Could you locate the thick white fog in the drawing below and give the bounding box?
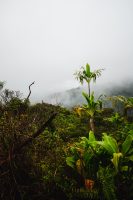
[0,0,133,101]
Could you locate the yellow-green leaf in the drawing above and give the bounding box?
[111,153,123,172]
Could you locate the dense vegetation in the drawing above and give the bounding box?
[0,65,133,200]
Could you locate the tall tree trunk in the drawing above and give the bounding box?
[89,117,95,133]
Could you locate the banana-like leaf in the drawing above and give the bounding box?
[99,133,119,154]
[89,131,96,142]
[70,146,77,154]
[80,137,89,146]
[66,156,75,169]
[111,153,123,172]
[80,135,97,149]
[90,92,94,103]
[82,92,97,112]
[82,91,90,105]
[122,134,133,155]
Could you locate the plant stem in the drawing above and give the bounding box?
[90,117,95,133]
[88,82,90,97]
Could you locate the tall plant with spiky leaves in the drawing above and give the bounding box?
[77,91,102,132]
[74,63,103,97]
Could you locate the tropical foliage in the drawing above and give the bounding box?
[0,65,133,200]
[74,63,103,96]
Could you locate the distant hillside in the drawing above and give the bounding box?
[105,82,133,97]
[44,82,133,108]
[45,87,84,108]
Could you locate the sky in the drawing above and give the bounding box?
[0,0,133,101]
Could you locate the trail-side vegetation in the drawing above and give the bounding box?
[0,65,133,200]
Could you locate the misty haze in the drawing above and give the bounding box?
[0,0,133,102]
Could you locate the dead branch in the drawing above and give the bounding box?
[14,112,57,153]
[0,112,57,167]
[26,81,35,101]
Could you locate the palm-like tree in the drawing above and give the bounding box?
[74,63,103,97]
[78,91,102,132]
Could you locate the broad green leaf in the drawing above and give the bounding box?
[66,157,75,168]
[89,131,96,142]
[70,146,77,154]
[100,133,119,154]
[122,134,133,155]
[90,92,94,103]
[111,153,123,172]
[82,91,90,104]
[83,151,92,166]
[80,137,89,146]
